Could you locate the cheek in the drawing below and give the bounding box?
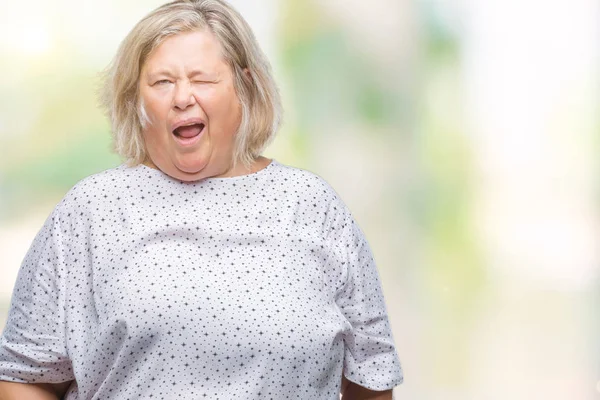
[141,92,170,126]
[196,85,241,122]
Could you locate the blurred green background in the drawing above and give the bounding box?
[1,0,598,398]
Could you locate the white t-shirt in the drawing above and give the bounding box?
[0,159,403,399]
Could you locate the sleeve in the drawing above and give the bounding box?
[0,203,75,384]
[326,197,403,391]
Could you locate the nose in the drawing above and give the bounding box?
[172,80,196,110]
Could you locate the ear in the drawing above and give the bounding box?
[243,68,251,80]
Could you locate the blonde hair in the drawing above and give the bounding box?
[99,0,282,169]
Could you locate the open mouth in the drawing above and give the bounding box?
[172,122,205,146]
[173,123,205,138]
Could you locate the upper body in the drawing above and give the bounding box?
[0,158,402,399]
[0,1,403,398]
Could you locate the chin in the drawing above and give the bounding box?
[172,153,210,175]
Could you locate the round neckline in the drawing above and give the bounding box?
[133,158,278,184]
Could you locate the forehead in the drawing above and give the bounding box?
[143,29,227,73]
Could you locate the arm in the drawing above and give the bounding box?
[0,204,77,396]
[341,376,393,400]
[326,198,403,396]
[0,381,71,400]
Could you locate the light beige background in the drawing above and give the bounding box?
[1,0,599,398]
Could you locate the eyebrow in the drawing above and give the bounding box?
[146,69,215,80]
[145,68,173,80]
[189,69,211,77]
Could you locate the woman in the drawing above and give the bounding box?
[0,1,403,399]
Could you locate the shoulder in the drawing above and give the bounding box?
[53,163,130,216]
[64,163,131,196]
[271,160,354,236]
[271,160,342,204]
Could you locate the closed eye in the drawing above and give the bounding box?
[154,79,172,85]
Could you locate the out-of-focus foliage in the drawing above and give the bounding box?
[1,0,598,399]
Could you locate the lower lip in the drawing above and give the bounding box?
[172,128,204,147]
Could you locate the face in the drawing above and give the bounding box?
[139,29,243,181]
